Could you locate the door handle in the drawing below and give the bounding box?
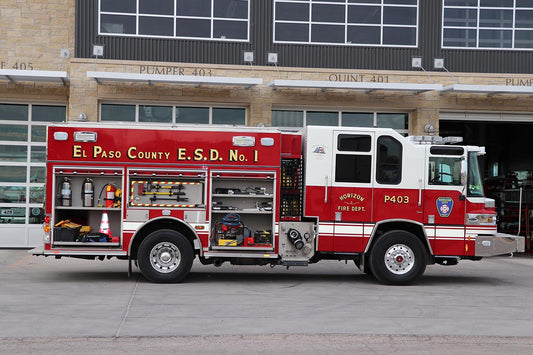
[418,178,422,207]
[324,176,328,204]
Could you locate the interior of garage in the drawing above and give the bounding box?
[440,120,533,250]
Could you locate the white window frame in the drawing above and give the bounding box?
[442,0,533,50]
[99,103,248,126]
[273,0,419,47]
[98,0,250,42]
[271,109,409,135]
[0,103,66,225]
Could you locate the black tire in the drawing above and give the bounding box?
[137,229,194,283]
[369,230,427,285]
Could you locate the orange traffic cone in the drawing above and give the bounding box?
[99,211,111,238]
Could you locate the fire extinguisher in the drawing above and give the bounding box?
[81,178,94,207]
[59,177,72,206]
[104,184,116,208]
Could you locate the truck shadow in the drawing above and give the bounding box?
[418,274,513,286]
[35,269,509,286]
[186,271,506,286]
[186,270,374,284]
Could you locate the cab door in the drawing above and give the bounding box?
[424,147,467,256]
[330,131,374,252]
[372,135,424,223]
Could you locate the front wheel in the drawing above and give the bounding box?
[369,231,427,285]
[137,229,194,283]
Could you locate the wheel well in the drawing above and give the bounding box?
[367,221,432,257]
[129,219,198,260]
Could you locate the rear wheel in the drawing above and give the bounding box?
[138,229,194,283]
[369,230,427,285]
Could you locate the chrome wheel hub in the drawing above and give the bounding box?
[149,242,181,273]
[384,244,415,275]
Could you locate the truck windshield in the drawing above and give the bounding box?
[467,152,484,197]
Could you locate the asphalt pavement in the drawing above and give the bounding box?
[1,248,533,353]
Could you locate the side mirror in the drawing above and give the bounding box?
[460,158,467,186]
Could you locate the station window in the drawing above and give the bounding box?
[101,104,136,122]
[100,104,246,125]
[99,0,250,41]
[341,113,374,127]
[0,103,65,225]
[307,111,339,126]
[274,0,418,47]
[443,0,533,49]
[271,110,304,127]
[176,107,209,124]
[271,110,408,135]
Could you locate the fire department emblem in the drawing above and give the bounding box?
[312,145,326,154]
[436,197,454,218]
[311,145,327,160]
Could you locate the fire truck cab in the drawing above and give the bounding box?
[33,123,525,285]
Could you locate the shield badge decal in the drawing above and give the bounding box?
[436,197,454,218]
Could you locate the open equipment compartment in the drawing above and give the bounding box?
[52,167,124,247]
[128,169,206,208]
[210,170,276,251]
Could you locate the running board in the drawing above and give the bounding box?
[282,260,308,267]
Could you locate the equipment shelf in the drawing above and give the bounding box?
[52,167,124,247]
[209,170,276,251]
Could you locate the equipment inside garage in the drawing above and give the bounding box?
[441,120,533,250]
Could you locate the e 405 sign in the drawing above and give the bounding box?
[1,62,34,70]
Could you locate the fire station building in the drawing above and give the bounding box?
[2,0,533,247]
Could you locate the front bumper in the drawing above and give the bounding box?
[475,233,525,257]
[29,246,45,255]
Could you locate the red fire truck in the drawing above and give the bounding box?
[32,123,524,285]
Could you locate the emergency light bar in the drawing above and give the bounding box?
[442,136,463,144]
[408,136,463,145]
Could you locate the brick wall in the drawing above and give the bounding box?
[1,0,533,134]
[0,0,74,105]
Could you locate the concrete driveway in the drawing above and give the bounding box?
[1,249,533,353]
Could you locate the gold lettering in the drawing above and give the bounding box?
[177,148,187,160]
[339,193,364,202]
[229,149,238,162]
[93,146,102,158]
[73,145,82,158]
[127,147,137,159]
[193,149,203,161]
[384,195,409,204]
[209,149,219,161]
